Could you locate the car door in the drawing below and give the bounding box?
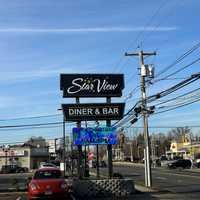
[177,160,183,168]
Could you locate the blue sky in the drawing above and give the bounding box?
[0,0,200,143]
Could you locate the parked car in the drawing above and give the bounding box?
[39,162,59,169]
[1,164,28,174]
[168,159,192,169]
[124,157,131,162]
[28,167,70,200]
[92,160,107,168]
[99,160,107,168]
[194,158,200,168]
[50,160,60,168]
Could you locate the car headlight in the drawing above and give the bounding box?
[60,182,68,190]
[30,183,38,191]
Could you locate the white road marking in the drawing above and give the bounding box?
[70,194,76,200]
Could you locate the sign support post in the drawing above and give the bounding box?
[63,115,66,177]
[107,97,113,178]
[96,144,100,178]
[76,97,83,179]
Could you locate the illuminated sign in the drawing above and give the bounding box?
[60,74,124,97]
[72,127,118,145]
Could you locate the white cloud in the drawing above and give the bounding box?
[0,66,96,83]
[0,68,65,82]
[0,26,179,33]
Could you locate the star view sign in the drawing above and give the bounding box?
[62,103,125,121]
[60,74,124,97]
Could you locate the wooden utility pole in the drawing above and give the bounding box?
[125,50,156,187]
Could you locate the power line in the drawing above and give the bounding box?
[0,114,62,122]
[0,137,64,145]
[118,125,200,129]
[153,87,200,106]
[115,72,200,128]
[141,0,181,50]
[147,72,200,103]
[0,125,62,131]
[115,0,168,73]
[154,96,200,115]
[157,56,200,81]
[154,42,200,80]
[0,121,63,129]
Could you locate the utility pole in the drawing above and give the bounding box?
[125,50,156,187]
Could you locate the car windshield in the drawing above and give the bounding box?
[43,164,54,167]
[34,170,61,179]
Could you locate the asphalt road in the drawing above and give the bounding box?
[0,173,30,191]
[96,163,200,194]
[1,167,200,199]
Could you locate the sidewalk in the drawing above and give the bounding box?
[113,161,144,167]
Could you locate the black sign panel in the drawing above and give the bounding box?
[62,103,125,121]
[60,74,124,97]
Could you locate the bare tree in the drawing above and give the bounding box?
[168,127,192,143]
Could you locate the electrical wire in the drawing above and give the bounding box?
[0,122,63,129]
[153,87,200,106]
[154,96,200,115]
[154,42,200,80]
[0,125,62,131]
[156,56,200,81]
[115,72,200,128]
[0,114,62,122]
[115,0,168,73]
[147,72,200,103]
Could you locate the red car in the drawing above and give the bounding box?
[28,167,71,200]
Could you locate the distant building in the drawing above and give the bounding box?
[166,139,200,160]
[47,139,56,154]
[0,143,49,170]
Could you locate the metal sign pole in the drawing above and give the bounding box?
[96,144,100,178]
[76,97,83,179]
[63,116,66,177]
[107,97,113,178]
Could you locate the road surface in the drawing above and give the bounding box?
[94,163,200,196]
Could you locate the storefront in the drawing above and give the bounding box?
[0,144,49,170]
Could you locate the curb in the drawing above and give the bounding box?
[0,187,27,193]
[134,184,158,193]
[113,162,144,167]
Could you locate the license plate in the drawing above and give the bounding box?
[45,190,52,195]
